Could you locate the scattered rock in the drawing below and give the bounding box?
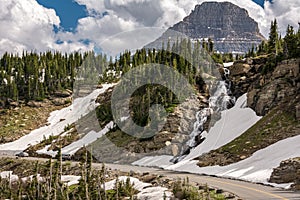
[240,155,247,160]
[142,175,157,183]
[54,90,72,97]
[52,97,72,106]
[27,101,43,108]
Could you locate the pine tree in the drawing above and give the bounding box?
[208,38,214,53]
[284,25,297,58]
[268,19,279,54]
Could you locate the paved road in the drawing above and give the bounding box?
[103,163,300,200]
[1,156,300,200]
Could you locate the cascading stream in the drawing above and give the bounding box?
[172,65,236,163]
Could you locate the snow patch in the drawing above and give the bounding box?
[61,175,81,186]
[137,186,172,200]
[104,176,172,199]
[223,62,234,68]
[104,176,151,191]
[0,171,19,182]
[0,83,115,151]
[61,121,114,155]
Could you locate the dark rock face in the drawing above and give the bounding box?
[270,157,300,190]
[147,2,265,53]
[229,58,300,116]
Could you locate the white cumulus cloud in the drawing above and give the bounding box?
[264,0,300,36]
[0,0,299,55]
[0,0,60,54]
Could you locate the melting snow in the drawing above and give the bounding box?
[132,94,299,188]
[105,176,151,191]
[0,83,115,151]
[61,121,114,155]
[0,171,19,182]
[104,176,172,199]
[223,62,234,68]
[61,175,81,186]
[137,186,172,200]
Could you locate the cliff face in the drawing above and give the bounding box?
[229,57,300,117]
[147,2,265,53]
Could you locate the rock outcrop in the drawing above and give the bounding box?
[146,2,265,53]
[270,157,300,190]
[229,57,300,117]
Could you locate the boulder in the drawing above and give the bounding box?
[54,90,72,97]
[296,104,300,120]
[27,101,42,108]
[269,157,300,190]
[52,97,72,106]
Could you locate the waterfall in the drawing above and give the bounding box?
[172,65,236,163]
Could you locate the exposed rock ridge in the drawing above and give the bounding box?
[229,57,300,117]
[146,2,265,53]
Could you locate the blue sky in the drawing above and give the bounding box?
[36,0,88,32]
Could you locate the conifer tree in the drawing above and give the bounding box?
[268,19,279,54]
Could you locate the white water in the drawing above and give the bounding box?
[175,65,236,163]
[134,93,261,167]
[185,80,235,150]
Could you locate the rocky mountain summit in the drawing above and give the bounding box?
[147,2,265,53]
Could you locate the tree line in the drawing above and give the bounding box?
[0,51,84,105]
[247,19,300,60]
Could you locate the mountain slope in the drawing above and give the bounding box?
[146,2,265,53]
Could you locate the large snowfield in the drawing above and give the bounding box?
[133,94,300,188]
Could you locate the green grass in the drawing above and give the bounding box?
[105,128,137,148]
[220,108,297,154]
[0,104,65,144]
[172,178,226,200]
